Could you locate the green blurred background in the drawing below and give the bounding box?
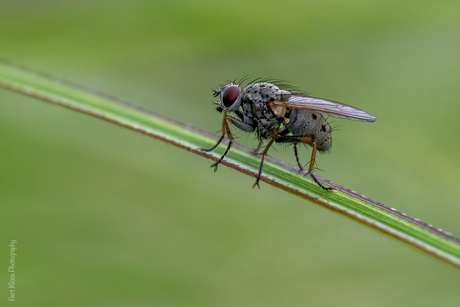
[1,0,460,306]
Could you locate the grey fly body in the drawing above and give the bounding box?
[203,79,376,189]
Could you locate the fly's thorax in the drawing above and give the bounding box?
[243,82,291,104]
[241,82,291,137]
[286,109,332,151]
[240,99,282,138]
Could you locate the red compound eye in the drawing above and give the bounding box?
[222,86,239,107]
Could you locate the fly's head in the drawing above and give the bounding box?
[213,83,242,113]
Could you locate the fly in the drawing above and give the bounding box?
[202,79,376,190]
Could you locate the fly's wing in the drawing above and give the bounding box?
[273,95,376,122]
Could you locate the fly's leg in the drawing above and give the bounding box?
[293,143,304,171]
[276,136,332,190]
[227,116,256,133]
[253,129,279,189]
[305,139,331,189]
[251,139,264,155]
[211,112,235,171]
[201,134,225,153]
[226,115,259,153]
[201,111,234,172]
[201,111,229,152]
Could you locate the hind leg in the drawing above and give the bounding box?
[276,135,332,190]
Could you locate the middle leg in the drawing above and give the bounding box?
[252,129,279,189]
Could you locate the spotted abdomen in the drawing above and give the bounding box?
[286,109,332,151]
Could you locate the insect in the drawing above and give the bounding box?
[202,79,376,189]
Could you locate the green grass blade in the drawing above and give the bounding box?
[1,59,459,269]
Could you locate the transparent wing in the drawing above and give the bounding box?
[273,95,376,122]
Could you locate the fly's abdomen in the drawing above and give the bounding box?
[286,109,332,151]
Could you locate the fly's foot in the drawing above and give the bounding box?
[307,172,334,191]
[210,161,220,172]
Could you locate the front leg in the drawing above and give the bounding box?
[201,111,235,171]
[227,115,256,133]
[227,116,262,154]
[201,111,231,152]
